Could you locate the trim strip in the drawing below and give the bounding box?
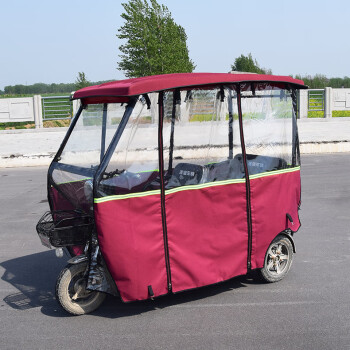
[95,189,161,203]
[56,177,92,186]
[250,166,300,179]
[94,167,300,204]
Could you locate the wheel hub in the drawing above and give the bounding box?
[268,243,288,275]
[72,277,91,300]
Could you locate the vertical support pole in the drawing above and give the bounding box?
[181,91,192,122]
[324,87,332,119]
[33,95,43,128]
[72,99,80,117]
[298,90,308,119]
[151,93,158,124]
[38,95,43,128]
[33,95,39,129]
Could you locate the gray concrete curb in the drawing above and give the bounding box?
[1,119,349,168]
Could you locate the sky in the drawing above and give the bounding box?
[1,0,349,90]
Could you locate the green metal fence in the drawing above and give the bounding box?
[42,96,73,121]
[308,89,325,112]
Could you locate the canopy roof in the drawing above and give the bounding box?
[73,73,306,104]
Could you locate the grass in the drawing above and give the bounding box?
[308,110,350,118]
[41,95,73,127]
[0,121,35,130]
[308,111,324,118]
[190,114,214,122]
[43,120,70,128]
[307,97,324,118]
[332,110,350,117]
[190,111,291,122]
[139,116,152,123]
[82,116,122,126]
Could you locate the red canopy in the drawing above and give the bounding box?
[73,73,306,104]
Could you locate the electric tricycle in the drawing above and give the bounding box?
[36,73,306,315]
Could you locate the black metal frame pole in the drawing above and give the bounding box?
[168,89,180,175]
[47,104,84,210]
[237,84,253,271]
[157,91,172,292]
[227,88,234,159]
[100,103,108,163]
[291,89,300,167]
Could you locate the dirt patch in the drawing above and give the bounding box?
[43,120,70,128]
[24,124,35,129]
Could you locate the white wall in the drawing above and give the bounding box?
[1,87,350,126]
[0,97,35,122]
[332,88,350,110]
[299,87,350,118]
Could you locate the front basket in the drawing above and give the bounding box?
[36,210,93,248]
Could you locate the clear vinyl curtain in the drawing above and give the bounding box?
[94,84,299,199]
[239,83,299,175]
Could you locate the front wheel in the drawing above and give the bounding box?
[55,262,106,315]
[259,235,293,283]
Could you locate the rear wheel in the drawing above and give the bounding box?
[55,262,106,315]
[260,235,293,283]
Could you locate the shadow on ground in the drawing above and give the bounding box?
[1,250,67,316]
[1,251,264,319]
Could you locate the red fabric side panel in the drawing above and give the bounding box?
[50,187,75,211]
[50,182,91,213]
[94,194,168,302]
[165,183,248,293]
[250,170,301,269]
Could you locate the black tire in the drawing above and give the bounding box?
[55,262,106,315]
[259,235,293,283]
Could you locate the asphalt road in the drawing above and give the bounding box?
[0,154,349,350]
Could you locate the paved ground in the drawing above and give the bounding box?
[0,154,349,349]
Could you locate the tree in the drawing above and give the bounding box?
[231,53,271,74]
[75,72,91,90]
[294,74,329,89]
[117,0,195,77]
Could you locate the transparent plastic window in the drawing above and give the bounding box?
[98,96,157,196]
[54,103,127,210]
[51,169,93,213]
[59,103,125,168]
[95,84,298,197]
[97,88,243,196]
[163,87,242,189]
[240,84,297,174]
